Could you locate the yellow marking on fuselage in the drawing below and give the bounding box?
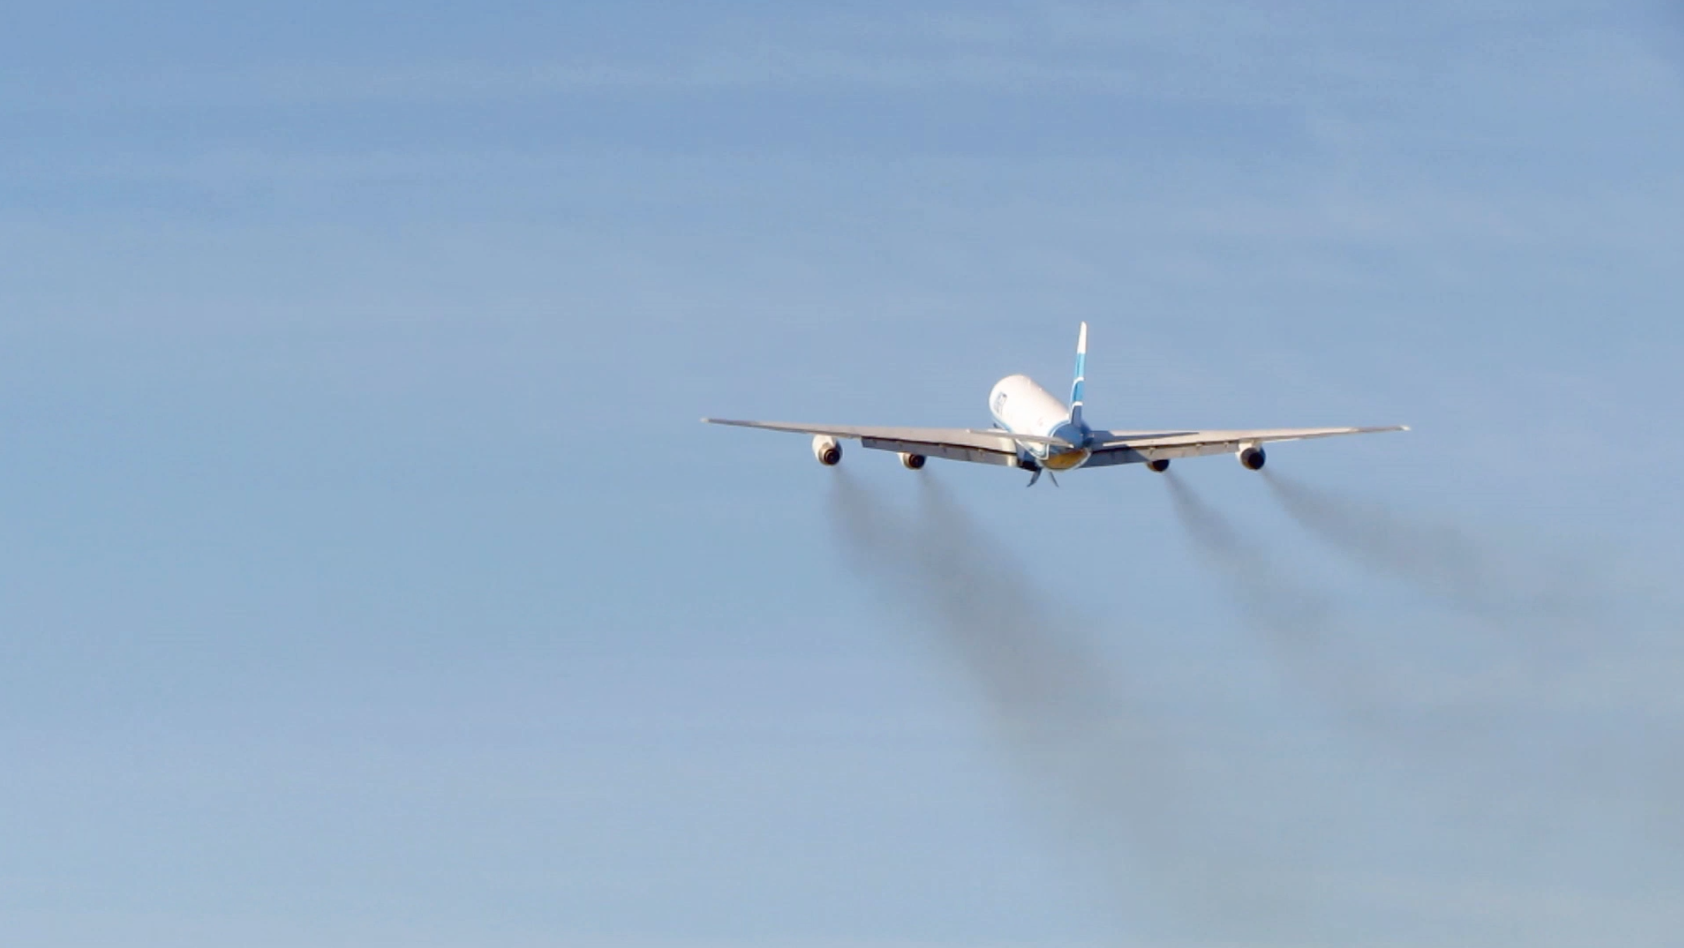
[1042,448,1091,471]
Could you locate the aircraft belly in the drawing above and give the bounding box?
[1041,448,1091,471]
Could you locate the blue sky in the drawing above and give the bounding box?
[2,2,1682,946]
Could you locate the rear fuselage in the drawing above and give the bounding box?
[988,374,1092,470]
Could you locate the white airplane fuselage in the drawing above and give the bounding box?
[988,374,1092,471]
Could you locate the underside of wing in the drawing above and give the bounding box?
[1087,425,1408,466]
[701,417,1064,467]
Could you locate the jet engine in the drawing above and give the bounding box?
[812,435,842,466]
[899,452,926,470]
[1146,458,1170,473]
[1237,445,1266,470]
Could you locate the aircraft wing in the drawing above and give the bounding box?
[1085,425,1408,467]
[702,417,1068,466]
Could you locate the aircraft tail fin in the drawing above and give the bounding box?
[1070,322,1088,428]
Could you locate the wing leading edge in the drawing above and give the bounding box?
[1085,425,1408,467]
[700,417,1071,467]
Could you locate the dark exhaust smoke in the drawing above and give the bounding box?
[1260,471,1602,644]
[825,472,1303,939]
[1254,468,1684,804]
[1162,472,1401,729]
[826,470,1684,945]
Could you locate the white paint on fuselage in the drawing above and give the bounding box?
[987,374,1092,470]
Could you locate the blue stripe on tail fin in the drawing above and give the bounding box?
[1070,322,1088,428]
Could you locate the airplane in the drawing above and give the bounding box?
[703,324,1406,486]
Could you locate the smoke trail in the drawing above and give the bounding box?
[1257,470,1684,805]
[1161,473,1407,732]
[829,472,1684,944]
[826,472,1300,939]
[1162,473,1332,650]
[1161,472,1651,785]
[1260,471,1600,641]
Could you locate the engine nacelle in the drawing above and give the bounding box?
[899,452,926,470]
[1146,458,1170,473]
[1237,445,1266,471]
[812,435,842,466]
